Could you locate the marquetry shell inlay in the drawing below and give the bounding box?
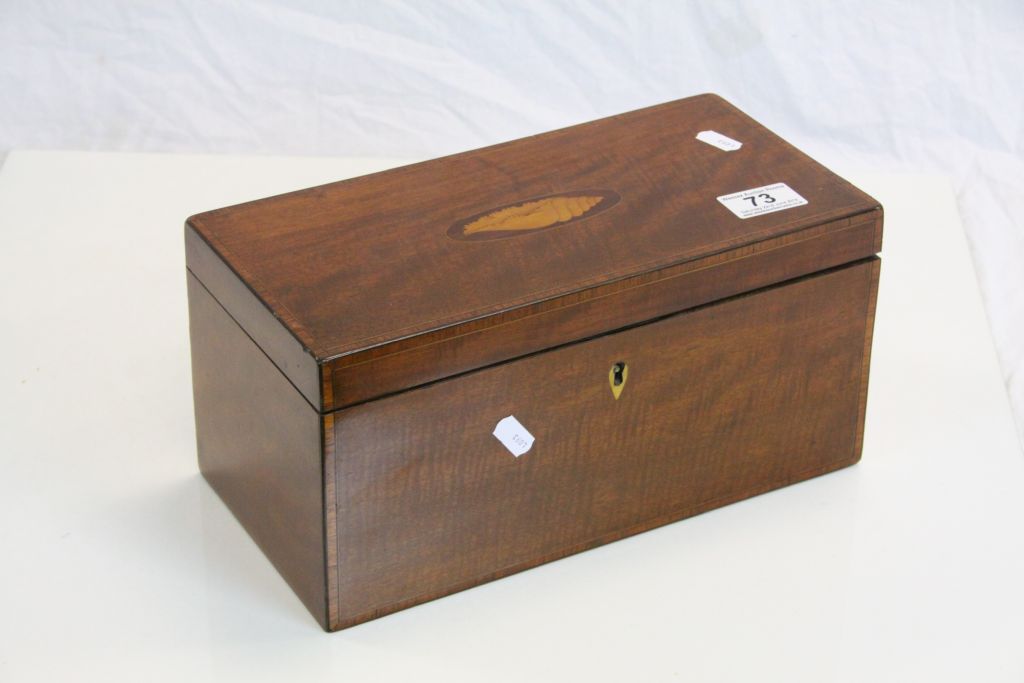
[447,190,620,241]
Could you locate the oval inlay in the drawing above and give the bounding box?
[447,189,621,241]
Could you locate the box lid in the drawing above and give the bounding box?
[186,93,882,412]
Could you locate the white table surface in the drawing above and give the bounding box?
[1,152,1021,682]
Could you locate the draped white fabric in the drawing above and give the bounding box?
[2,0,1021,441]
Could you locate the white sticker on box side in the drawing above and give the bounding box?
[717,182,808,219]
[493,415,535,457]
[696,130,742,151]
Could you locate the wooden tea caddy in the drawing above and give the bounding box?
[186,94,882,631]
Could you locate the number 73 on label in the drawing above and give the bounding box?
[717,182,808,219]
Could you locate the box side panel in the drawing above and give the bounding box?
[331,258,880,630]
[852,257,882,460]
[187,272,328,629]
[326,210,881,409]
[322,412,340,630]
[186,223,322,410]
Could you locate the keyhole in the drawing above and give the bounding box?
[609,361,628,400]
[612,362,626,386]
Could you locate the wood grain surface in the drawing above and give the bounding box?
[186,94,881,412]
[328,259,879,629]
[187,273,329,628]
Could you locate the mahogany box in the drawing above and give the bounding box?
[185,93,882,631]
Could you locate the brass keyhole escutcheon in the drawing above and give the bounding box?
[609,361,628,400]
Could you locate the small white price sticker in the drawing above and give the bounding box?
[492,415,535,457]
[696,130,742,151]
[717,182,808,219]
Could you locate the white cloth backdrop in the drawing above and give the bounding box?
[2,1,1022,444]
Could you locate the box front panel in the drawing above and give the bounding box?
[332,259,879,629]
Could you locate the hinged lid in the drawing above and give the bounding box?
[186,93,882,413]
